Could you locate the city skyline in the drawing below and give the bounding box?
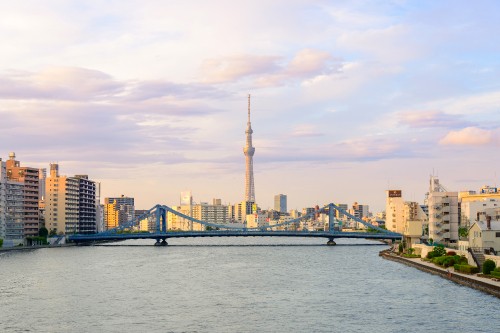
[1,1,499,212]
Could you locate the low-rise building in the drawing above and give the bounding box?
[468,216,500,253]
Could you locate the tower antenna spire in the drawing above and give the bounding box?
[248,94,251,123]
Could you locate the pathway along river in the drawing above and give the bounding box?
[1,238,498,333]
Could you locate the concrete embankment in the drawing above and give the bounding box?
[0,243,75,253]
[380,250,500,298]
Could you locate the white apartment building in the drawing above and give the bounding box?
[459,187,500,228]
[427,176,459,245]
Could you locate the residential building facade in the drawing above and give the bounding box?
[427,176,459,245]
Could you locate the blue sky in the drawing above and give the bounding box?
[1,0,499,212]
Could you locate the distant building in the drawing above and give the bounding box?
[274,194,287,214]
[104,195,135,229]
[385,190,405,234]
[351,202,369,228]
[180,191,193,206]
[427,176,459,245]
[335,204,348,220]
[246,212,268,229]
[459,186,500,228]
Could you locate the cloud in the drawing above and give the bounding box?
[291,124,325,137]
[200,54,280,83]
[439,127,498,146]
[126,80,230,101]
[0,67,124,101]
[201,49,341,86]
[398,110,470,129]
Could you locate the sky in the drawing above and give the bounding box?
[1,0,499,213]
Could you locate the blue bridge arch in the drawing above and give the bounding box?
[69,203,402,245]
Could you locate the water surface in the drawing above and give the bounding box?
[1,238,498,332]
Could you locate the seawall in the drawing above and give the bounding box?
[380,250,500,299]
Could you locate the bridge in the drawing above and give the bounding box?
[69,203,402,245]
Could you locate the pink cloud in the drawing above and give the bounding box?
[200,55,280,83]
[398,110,469,128]
[439,127,496,146]
[201,49,340,86]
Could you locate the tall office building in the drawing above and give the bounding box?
[243,94,256,205]
[274,194,287,214]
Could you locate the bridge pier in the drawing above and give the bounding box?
[154,239,168,246]
[327,238,336,246]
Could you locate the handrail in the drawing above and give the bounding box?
[467,247,481,268]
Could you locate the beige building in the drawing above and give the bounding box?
[468,216,500,253]
[45,164,79,234]
[459,186,500,228]
[45,164,96,234]
[168,201,231,231]
[403,201,428,247]
[246,213,268,229]
[385,190,405,233]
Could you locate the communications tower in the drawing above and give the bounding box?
[243,94,256,203]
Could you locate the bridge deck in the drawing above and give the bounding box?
[69,230,402,243]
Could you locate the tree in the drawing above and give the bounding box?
[458,227,468,239]
[49,229,57,237]
[0,238,3,248]
[483,259,496,275]
[39,227,48,239]
[433,245,446,257]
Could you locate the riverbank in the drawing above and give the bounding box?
[0,243,75,253]
[380,249,500,298]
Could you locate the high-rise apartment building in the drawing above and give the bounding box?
[0,159,7,239]
[5,153,40,238]
[274,194,287,214]
[45,163,97,234]
[104,196,135,229]
[427,176,459,245]
[243,94,256,205]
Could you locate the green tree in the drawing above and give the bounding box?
[49,229,57,237]
[39,227,48,239]
[483,259,496,275]
[398,242,404,253]
[458,227,468,238]
[433,245,446,257]
[0,238,3,248]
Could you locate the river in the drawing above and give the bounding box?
[0,238,498,332]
